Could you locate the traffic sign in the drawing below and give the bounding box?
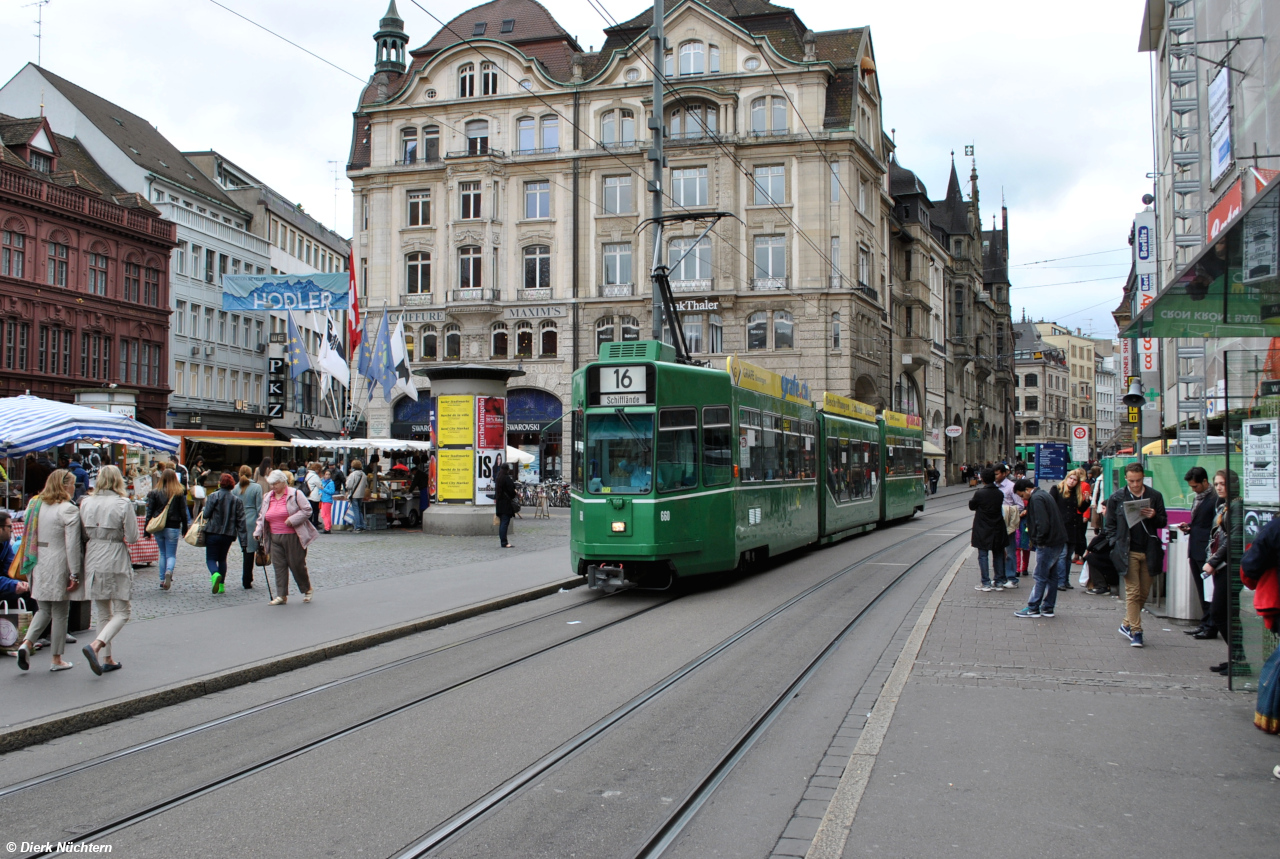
[1071,425,1089,460]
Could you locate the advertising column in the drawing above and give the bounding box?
[436,395,474,504]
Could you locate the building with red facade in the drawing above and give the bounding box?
[0,114,176,427]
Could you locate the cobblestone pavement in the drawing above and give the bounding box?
[123,510,571,623]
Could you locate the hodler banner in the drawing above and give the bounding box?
[222,273,350,311]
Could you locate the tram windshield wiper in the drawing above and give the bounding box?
[614,408,651,453]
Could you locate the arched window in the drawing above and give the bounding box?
[459,63,475,98]
[831,312,841,349]
[750,96,787,134]
[465,119,489,154]
[894,372,919,416]
[540,321,557,357]
[481,62,498,95]
[601,108,635,146]
[773,310,794,350]
[420,325,438,360]
[523,245,550,290]
[1024,373,1038,387]
[747,311,768,350]
[491,322,509,358]
[406,252,430,294]
[514,321,534,358]
[668,102,717,138]
[679,41,705,75]
[459,245,482,289]
[400,128,418,164]
[444,323,461,360]
[1024,420,1040,436]
[620,315,640,342]
[596,316,615,353]
[404,332,415,362]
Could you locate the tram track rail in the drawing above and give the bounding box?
[391,513,974,858]
[16,501,978,859]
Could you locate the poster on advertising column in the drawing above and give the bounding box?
[474,449,505,506]
[436,449,474,503]
[476,396,507,448]
[437,395,474,446]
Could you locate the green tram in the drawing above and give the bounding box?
[570,342,926,590]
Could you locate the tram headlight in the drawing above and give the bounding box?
[611,521,627,532]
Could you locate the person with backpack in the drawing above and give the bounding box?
[1103,461,1168,649]
[1014,477,1067,619]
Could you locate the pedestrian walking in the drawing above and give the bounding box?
[254,470,318,605]
[1179,466,1217,638]
[1240,507,1280,733]
[345,460,369,532]
[13,470,82,671]
[1013,477,1067,619]
[927,464,940,495]
[1103,461,1168,648]
[319,468,336,534]
[78,466,139,675]
[202,473,246,595]
[146,468,190,590]
[494,462,518,548]
[969,468,1011,591]
[1049,469,1090,590]
[191,457,210,516]
[1205,470,1243,673]
[232,465,263,589]
[304,462,323,529]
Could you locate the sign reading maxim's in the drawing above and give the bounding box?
[222,273,350,311]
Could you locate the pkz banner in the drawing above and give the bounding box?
[221,273,350,311]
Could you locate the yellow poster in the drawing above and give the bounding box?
[437,395,474,446]
[437,449,474,502]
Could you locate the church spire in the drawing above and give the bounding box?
[374,0,408,75]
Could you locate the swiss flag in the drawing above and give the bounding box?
[347,249,361,351]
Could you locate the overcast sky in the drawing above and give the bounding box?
[0,0,1151,337]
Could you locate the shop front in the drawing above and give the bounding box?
[506,388,563,483]
[391,395,435,442]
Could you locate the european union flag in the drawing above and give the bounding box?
[285,312,312,380]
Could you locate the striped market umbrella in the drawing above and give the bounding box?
[0,395,178,457]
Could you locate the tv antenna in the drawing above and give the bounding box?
[24,0,50,66]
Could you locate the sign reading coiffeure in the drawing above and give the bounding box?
[222,274,350,311]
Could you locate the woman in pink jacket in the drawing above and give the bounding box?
[253,469,318,606]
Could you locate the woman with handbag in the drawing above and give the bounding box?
[13,470,83,672]
[191,457,210,516]
[233,465,263,589]
[1205,469,1245,674]
[254,470,318,606]
[79,466,139,675]
[146,469,189,590]
[202,473,246,595]
[494,463,518,549]
[344,460,368,532]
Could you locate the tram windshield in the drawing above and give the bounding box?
[585,412,654,494]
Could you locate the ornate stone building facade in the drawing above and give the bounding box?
[0,114,176,427]
[347,0,899,460]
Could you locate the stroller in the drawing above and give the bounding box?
[1082,532,1118,595]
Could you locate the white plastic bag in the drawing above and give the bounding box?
[1078,561,1090,586]
[1202,572,1215,602]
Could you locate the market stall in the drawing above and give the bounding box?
[290,437,433,530]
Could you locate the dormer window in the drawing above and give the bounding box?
[473,22,487,36]
[501,18,515,33]
[459,63,475,98]
[29,151,52,173]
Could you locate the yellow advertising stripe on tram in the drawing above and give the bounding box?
[821,391,877,422]
[726,355,811,404]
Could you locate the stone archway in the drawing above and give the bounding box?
[853,375,880,408]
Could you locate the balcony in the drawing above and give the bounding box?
[828,275,846,289]
[854,283,880,303]
[393,158,444,170]
[899,336,932,369]
[974,353,994,380]
[3,165,176,242]
[670,278,713,293]
[511,147,560,158]
[751,277,788,291]
[517,287,552,301]
[446,146,505,159]
[156,203,268,255]
[599,283,634,297]
[450,288,499,303]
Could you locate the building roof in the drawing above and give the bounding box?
[889,158,929,198]
[982,223,1008,285]
[28,65,246,214]
[929,159,969,237]
[417,0,578,54]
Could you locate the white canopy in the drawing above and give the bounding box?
[0,395,178,457]
[506,445,535,464]
[287,437,433,453]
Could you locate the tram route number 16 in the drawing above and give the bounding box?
[599,365,647,405]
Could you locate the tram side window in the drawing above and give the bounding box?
[739,408,763,482]
[703,406,733,486]
[656,408,698,492]
[800,420,815,479]
[826,436,848,501]
[782,418,800,480]
[571,409,583,490]
[866,440,881,493]
[761,413,782,480]
[885,437,897,476]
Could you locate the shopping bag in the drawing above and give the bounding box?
[1203,572,1215,603]
[1078,561,1089,586]
[0,599,33,654]
[184,511,207,547]
[146,494,176,535]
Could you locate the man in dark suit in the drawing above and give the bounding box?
[1179,466,1217,638]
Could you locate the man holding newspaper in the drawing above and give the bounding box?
[1103,461,1168,649]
